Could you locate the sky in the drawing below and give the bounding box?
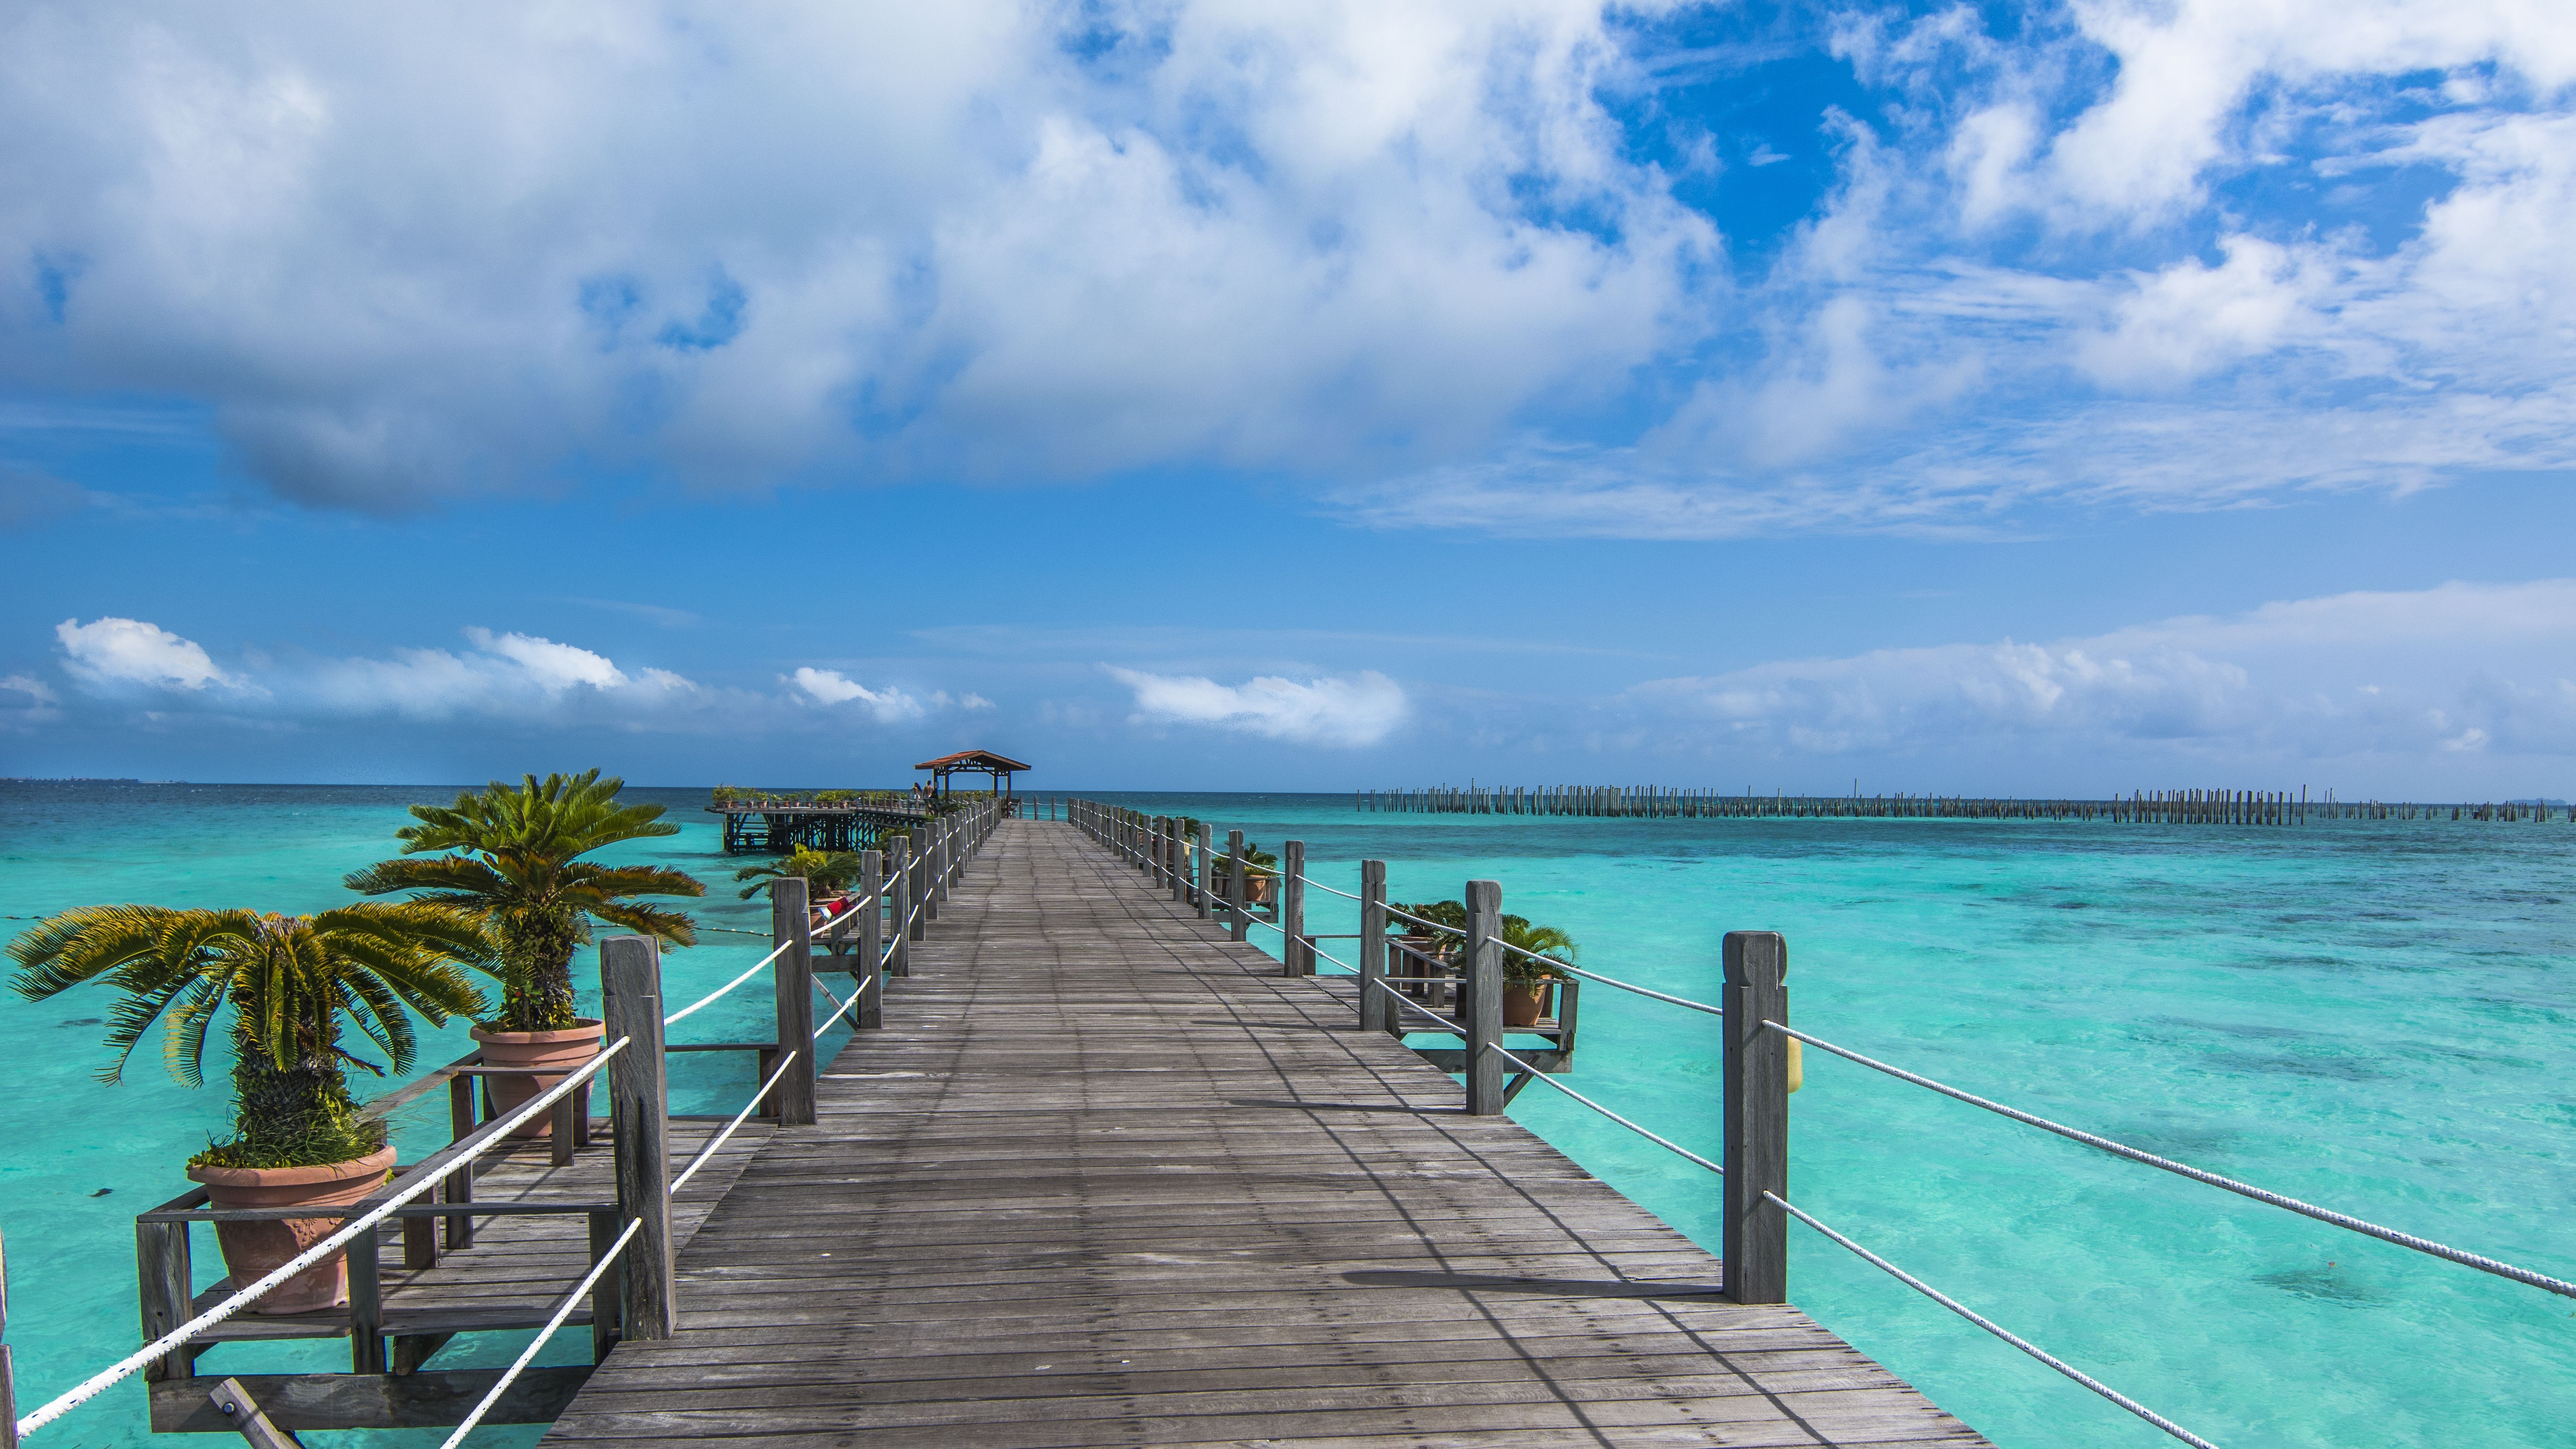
[3,0,2573,797]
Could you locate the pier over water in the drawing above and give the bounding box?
[542,819,1986,1447]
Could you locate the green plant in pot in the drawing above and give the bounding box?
[1498,915,1577,1027]
[8,903,487,1313]
[1238,843,1281,905]
[344,770,702,1138]
[1393,899,1466,970]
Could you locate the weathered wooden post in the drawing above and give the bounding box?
[586,1208,624,1363]
[920,817,940,920]
[1225,830,1249,942]
[1281,840,1308,976]
[1195,822,1213,920]
[937,818,958,916]
[1359,859,1389,1032]
[1723,931,1789,1304]
[600,936,676,1338]
[858,849,885,1027]
[136,1206,194,1384]
[769,877,817,1127]
[1170,820,1189,904]
[1463,880,1505,1114]
[889,836,916,967]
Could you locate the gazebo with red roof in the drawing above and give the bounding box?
[914,748,1031,799]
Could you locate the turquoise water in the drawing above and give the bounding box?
[4,784,2571,1447]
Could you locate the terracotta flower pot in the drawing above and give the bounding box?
[187,1146,397,1314]
[470,1019,604,1138]
[1503,981,1556,1028]
[1246,875,1276,906]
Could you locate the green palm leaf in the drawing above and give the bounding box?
[345,771,702,1030]
[8,900,493,1168]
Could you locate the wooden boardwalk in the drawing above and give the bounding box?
[543,820,1989,1448]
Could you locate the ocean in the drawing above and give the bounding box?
[2,782,2569,1448]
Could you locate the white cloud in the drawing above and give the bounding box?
[460,627,626,690]
[1626,579,2576,765]
[2032,0,2576,225]
[55,616,244,691]
[1109,666,1409,748]
[2076,236,2330,386]
[293,628,695,721]
[23,615,1006,735]
[787,668,924,723]
[0,1,1711,509]
[7,3,2575,540]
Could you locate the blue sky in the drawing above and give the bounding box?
[3,0,2573,796]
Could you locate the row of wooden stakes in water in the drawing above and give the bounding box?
[1361,786,2568,824]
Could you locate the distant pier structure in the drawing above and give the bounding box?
[1364,785,2569,825]
[915,748,1029,801]
[706,795,928,854]
[709,751,1033,854]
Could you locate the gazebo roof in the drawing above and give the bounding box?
[914,749,1032,773]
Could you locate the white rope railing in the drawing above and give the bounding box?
[669,1049,799,1196]
[13,1038,630,1439]
[812,977,852,1036]
[1765,1190,2221,1449]
[663,938,793,1026]
[1366,977,1466,1037]
[434,1216,642,1449]
[1490,939,1722,1017]
[811,888,881,948]
[811,973,877,1040]
[1765,1018,2576,1300]
[1487,1044,1723,1174]
[1383,903,1465,936]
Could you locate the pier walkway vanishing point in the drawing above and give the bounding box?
[541,820,1987,1448]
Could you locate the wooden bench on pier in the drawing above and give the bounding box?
[131,1071,772,1434]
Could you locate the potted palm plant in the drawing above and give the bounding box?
[1394,897,1462,961]
[1239,844,1280,906]
[8,903,487,1313]
[1498,915,1577,1026]
[1388,899,1461,1001]
[345,770,702,1138]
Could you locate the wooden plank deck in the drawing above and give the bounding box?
[543,820,1990,1448]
